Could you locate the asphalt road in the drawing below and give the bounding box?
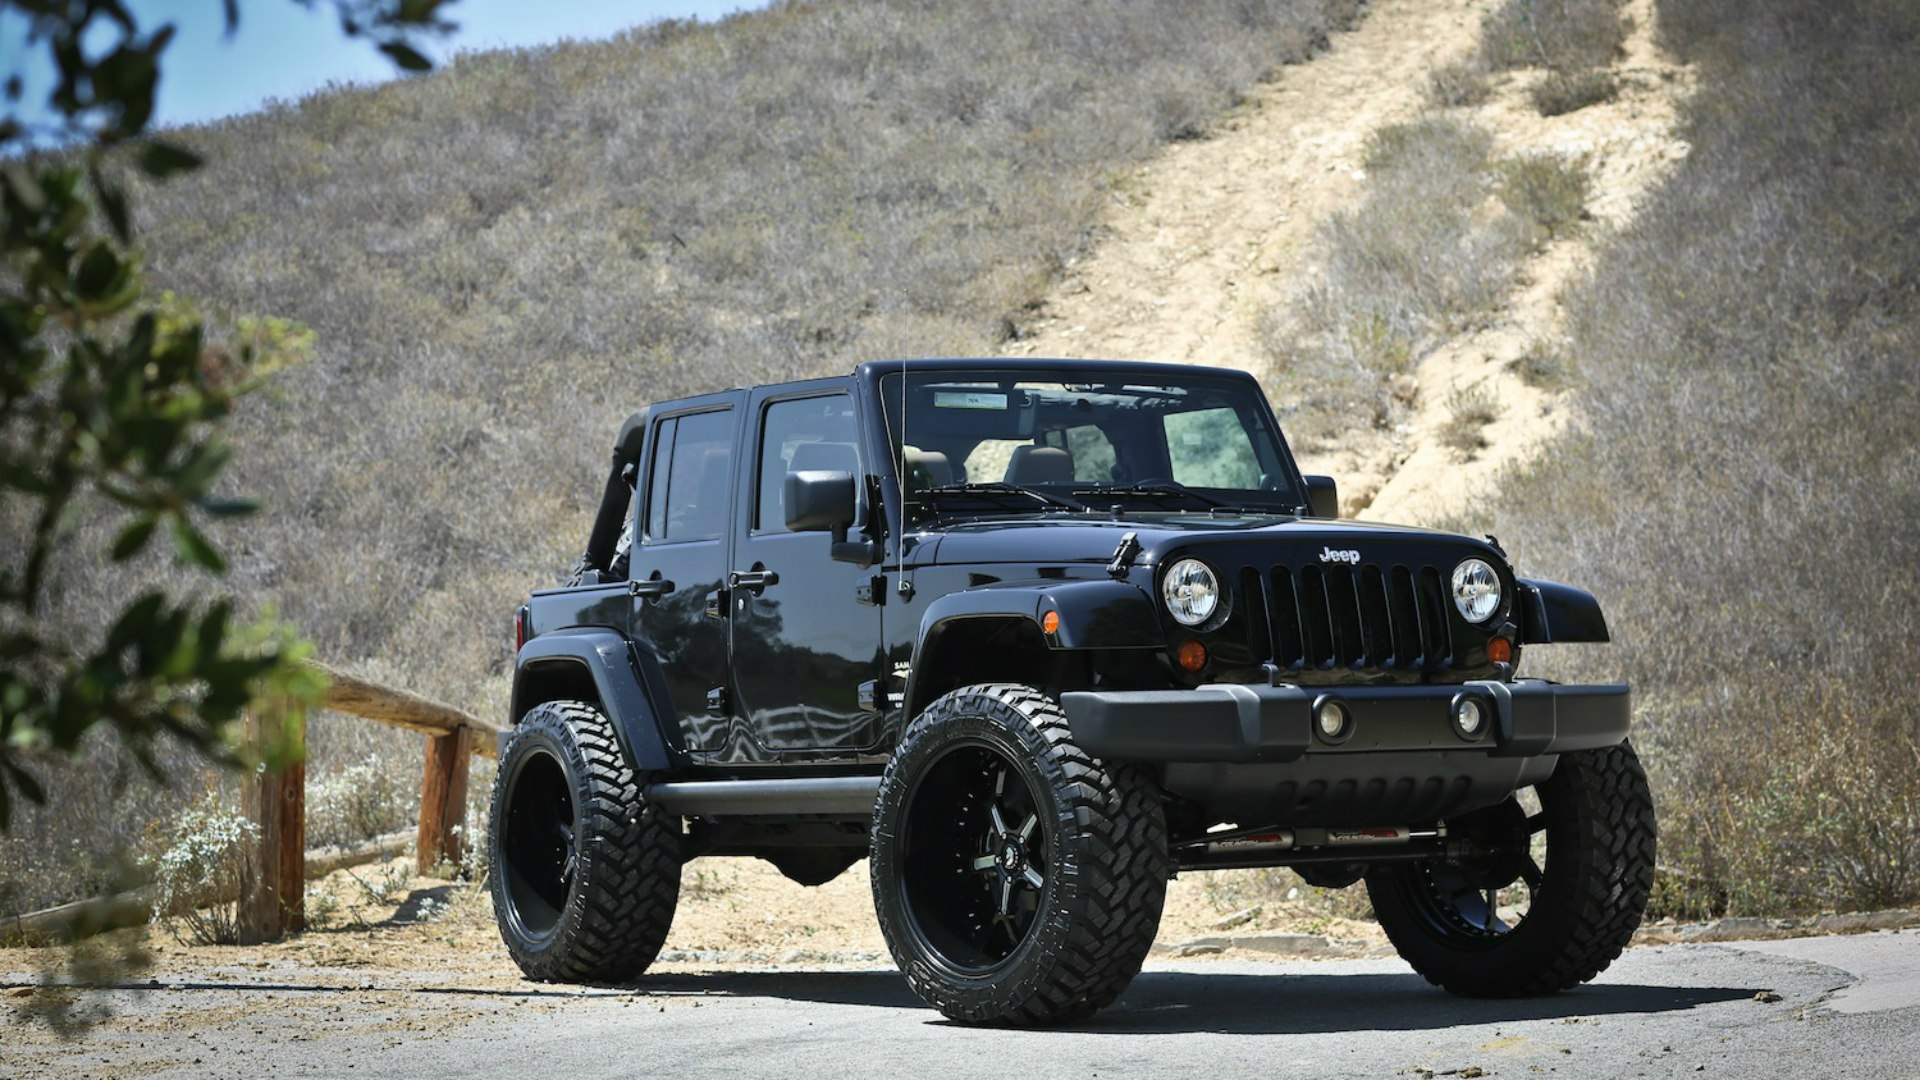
[7,932,1920,1079]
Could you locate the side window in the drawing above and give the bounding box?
[646,409,734,543]
[645,417,675,540]
[756,394,858,532]
[1164,407,1260,488]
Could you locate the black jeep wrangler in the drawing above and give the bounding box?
[490,359,1654,1026]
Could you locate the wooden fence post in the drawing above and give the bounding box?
[239,706,306,943]
[416,726,472,875]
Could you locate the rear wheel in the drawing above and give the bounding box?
[870,683,1169,1026]
[490,700,681,983]
[1366,741,1656,996]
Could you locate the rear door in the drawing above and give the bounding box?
[629,394,743,754]
[727,382,884,755]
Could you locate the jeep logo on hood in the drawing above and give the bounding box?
[1319,546,1361,565]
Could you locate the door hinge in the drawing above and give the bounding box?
[705,686,728,714]
[856,574,887,606]
[857,679,883,712]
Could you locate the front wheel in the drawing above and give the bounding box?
[1366,740,1657,996]
[870,684,1170,1026]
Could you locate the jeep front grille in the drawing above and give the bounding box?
[1239,563,1455,673]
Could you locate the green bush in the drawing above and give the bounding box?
[149,794,258,946]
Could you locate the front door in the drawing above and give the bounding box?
[727,385,884,755]
[629,396,742,754]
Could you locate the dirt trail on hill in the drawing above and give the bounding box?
[1003,0,1694,525]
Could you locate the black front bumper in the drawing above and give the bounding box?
[1059,679,1630,825]
[1060,678,1628,763]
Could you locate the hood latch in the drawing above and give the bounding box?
[1106,531,1141,579]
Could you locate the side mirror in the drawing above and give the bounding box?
[784,470,856,533]
[1302,475,1339,519]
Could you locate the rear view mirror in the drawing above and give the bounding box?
[784,470,857,533]
[1302,475,1339,519]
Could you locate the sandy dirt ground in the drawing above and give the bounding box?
[1001,0,1694,525]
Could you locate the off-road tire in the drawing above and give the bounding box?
[490,700,681,983]
[1367,741,1656,997]
[870,683,1169,1026]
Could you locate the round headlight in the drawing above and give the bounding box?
[1451,558,1502,623]
[1162,558,1223,627]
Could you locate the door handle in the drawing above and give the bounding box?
[727,567,780,593]
[629,574,675,600]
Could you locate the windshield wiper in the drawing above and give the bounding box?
[922,482,1088,512]
[1072,481,1233,509]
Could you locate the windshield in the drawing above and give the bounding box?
[879,370,1302,520]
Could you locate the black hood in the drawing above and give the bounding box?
[918,513,1505,570]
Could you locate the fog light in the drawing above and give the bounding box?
[1314,698,1352,743]
[1452,696,1488,740]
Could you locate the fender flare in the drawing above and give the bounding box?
[905,577,1161,718]
[511,627,679,771]
[1516,578,1611,644]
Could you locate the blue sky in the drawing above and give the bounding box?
[3,0,767,131]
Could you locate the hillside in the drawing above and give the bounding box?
[3,0,1363,912]
[5,0,1916,928]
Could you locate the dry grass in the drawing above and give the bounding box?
[0,0,1359,913]
[1484,0,1920,916]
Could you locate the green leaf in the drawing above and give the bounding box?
[111,516,157,561]
[90,166,131,243]
[168,516,227,574]
[73,241,126,301]
[137,140,203,179]
[379,41,434,72]
[195,497,259,519]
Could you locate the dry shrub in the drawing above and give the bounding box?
[1483,0,1920,914]
[1497,154,1592,244]
[1511,339,1575,390]
[1480,0,1626,71]
[1529,69,1620,116]
[1439,384,1501,459]
[1425,58,1493,108]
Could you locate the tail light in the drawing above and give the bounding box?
[514,605,530,652]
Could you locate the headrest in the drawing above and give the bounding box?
[902,445,953,490]
[1006,445,1074,485]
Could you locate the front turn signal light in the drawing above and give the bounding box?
[1487,636,1513,665]
[1174,640,1208,673]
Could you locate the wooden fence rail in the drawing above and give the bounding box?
[2,662,503,946]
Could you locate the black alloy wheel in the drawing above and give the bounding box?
[1366,741,1657,997]
[490,700,681,983]
[870,684,1170,1026]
